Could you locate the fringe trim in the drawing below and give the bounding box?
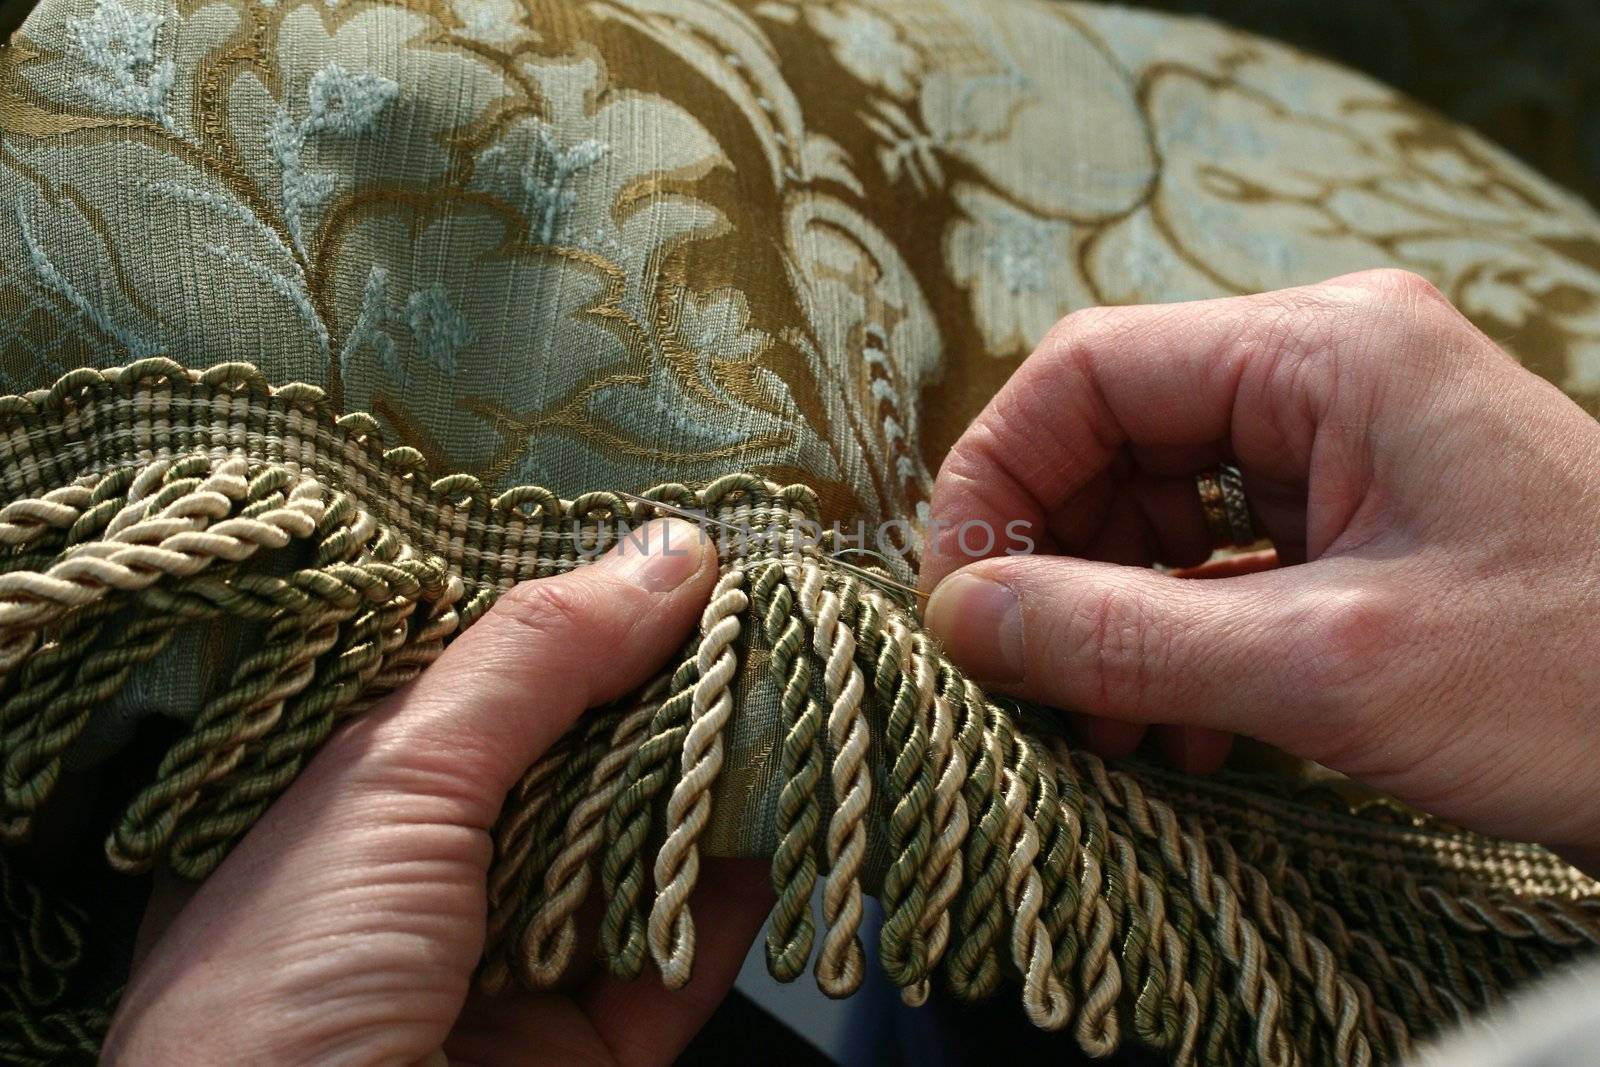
[2,359,1598,1066]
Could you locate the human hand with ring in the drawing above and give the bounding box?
[923,269,1600,875]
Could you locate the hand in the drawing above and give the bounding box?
[921,269,1600,874]
[104,518,771,1066]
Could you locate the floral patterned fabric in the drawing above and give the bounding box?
[1114,0,1600,213]
[7,0,1600,541]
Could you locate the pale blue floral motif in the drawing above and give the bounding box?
[303,63,399,135]
[452,0,524,45]
[678,288,768,362]
[18,207,157,356]
[946,184,1084,353]
[405,285,471,374]
[980,198,1056,295]
[478,124,609,245]
[808,5,919,98]
[65,0,176,130]
[337,272,469,383]
[268,63,400,250]
[340,266,400,382]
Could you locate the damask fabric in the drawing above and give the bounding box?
[1119,0,1600,213]
[3,0,1600,1063]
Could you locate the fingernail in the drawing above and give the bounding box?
[598,518,707,592]
[925,571,1024,683]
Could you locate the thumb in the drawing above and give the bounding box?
[326,516,718,826]
[925,553,1351,751]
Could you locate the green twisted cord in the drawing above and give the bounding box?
[0,359,1594,1063]
[1105,822,1181,1051]
[0,600,121,740]
[1016,729,1079,1011]
[854,594,932,988]
[0,856,84,1010]
[492,705,625,979]
[0,1001,106,1065]
[1318,863,1474,1024]
[102,557,423,872]
[167,557,451,879]
[1,613,188,842]
[598,654,699,978]
[1135,828,1216,1065]
[0,557,317,840]
[946,686,1011,999]
[0,467,310,839]
[1023,729,1081,993]
[105,612,321,872]
[752,563,824,982]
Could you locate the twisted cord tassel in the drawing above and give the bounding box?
[863,591,933,988]
[1006,730,1072,1030]
[0,848,85,1008]
[1074,747,1290,1064]
[1103,756,1374,1066]
[0,600,121,746]
[1109,830,1180,1048]
[1061,755,1123,1056]
[106,557,433,872]
[794,564,870,999]
[514,689,664,988]
[0,458,324,636]
[479,737,576,994]
[1126,830,1202,1065]
[946,680,1013,1000]
[1026,727,1082,1013]
[898,629,968,1008]
[598,655,700,979]
[1,610,194,842]
[0,469,336,843]
[1,357,1597,1065]
[484,706,628,989]
[105,611,327,872]
[164,558,454,879]
[992,713,1069,1030]
[754,563,825,982]
[0,567,298,842]
[647,567,748,988]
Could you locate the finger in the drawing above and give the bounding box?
[925,552,1357,747]
[1155,725,1235,775]
[921,269,1475,589]
[326,517,717,826]
[1068,713,1148,761]
[131,874,199,970]
[445,859,772,1067]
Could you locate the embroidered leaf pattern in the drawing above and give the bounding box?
[268,63,399,251]
[405,286,471,375]
[64,0,176,130]
[479,123,609,245]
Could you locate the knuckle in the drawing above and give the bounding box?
[1287,587,1402,720]
[1057,581,1169,719]
[491,572,606,648]
[1342,267,1446,306]
[1041,303,1124,354]
[1320,269,1472,351]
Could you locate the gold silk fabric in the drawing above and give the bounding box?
[5,0,1600,538]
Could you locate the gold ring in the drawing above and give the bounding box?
[1195,463,1255,549]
